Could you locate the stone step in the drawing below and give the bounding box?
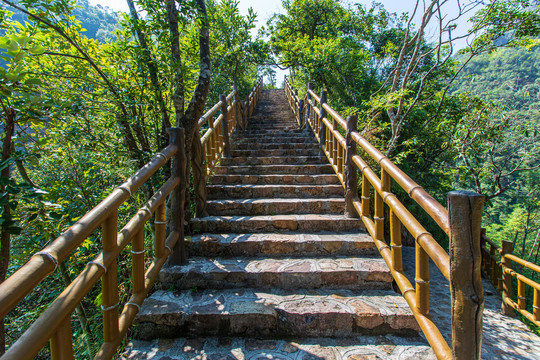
[245,124,297,128]
[126,336,435,360]
[209,174,341,185]
[207,184,344,199]
[220,156,327,166]
[160,257,391,290]
[134,288,420,339]
[207,198,345,216]
[235,129,306,135]
[232,142,320,150]
[187,232,377,258]
[230,148,321,157]
[191,214,365,234]
[213,164,334,175]
[235,137,317,144]
[244,127,298,131]
[232,132,311,139]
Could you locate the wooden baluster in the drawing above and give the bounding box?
[306,83,312,129]
[448,191,485,360]
[50,316,74,360]
[217,117,223,153]
[361,173,370,217]
[497,261,503,292]
[490,244,497,285]
[390,210,403,272]
[192,127,207,217]
[534,288,540,322]
[155,202,166,259]
[501,240,515,316]
[294,89,299,124]
[244,95,249,128]
[374,169,387,242]
[344,115,359,218]
[102,210,119,343]
[416,243,429,315]
[319,91,327,147]
[233,84,242,130]
[338,142,344,177]
[220,94,231,158]
[518,278,526,310]
[332,118,337,166]
[132,229,145,295]
[299,99,304,129]
[208,115,215,170]
[168,127,187,265]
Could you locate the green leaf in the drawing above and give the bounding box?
[28,45,46,55]
[24,78,43,86]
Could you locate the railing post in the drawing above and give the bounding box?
[448,190,485,360]
[345,115,359,218]
[244,94,249,127]
[501,240,515,316]
[319,90,327,147]
[220,94,231,158]
[192,129,208,217]
[102,209,119,344]
[305,82,312,130]
[298,99,304,129]
[233,83,242,130]
[167,127,186,265]
[50,316,74,360]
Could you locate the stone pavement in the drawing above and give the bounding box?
[402,246,540,359]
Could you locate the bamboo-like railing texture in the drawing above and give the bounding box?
[0,128,186,360]
[284,77,489,360]
[0,79,263,360]
[284,79,304,129]
[481,234,540,326]
[199,79,263,175]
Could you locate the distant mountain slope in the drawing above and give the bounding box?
[453,47,540,114]
[3,0,120,42]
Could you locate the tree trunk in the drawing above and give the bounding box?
[167,0,211,227]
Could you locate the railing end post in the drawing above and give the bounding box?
[448,190,485,360]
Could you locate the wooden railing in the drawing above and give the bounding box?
[199,79,262,175]
[0,79,263,359]
[481,234,540,326]
[284,79,304,129]
[285,77,487,360]
[0,129,186,360]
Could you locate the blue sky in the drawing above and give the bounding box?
[89,0,476,84]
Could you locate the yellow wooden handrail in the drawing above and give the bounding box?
[481,235,540,326]
[285,78,457,359]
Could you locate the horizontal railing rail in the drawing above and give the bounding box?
[481,234,540,326]
[284,77,489,360]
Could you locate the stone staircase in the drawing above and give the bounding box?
[125,89,434,359]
